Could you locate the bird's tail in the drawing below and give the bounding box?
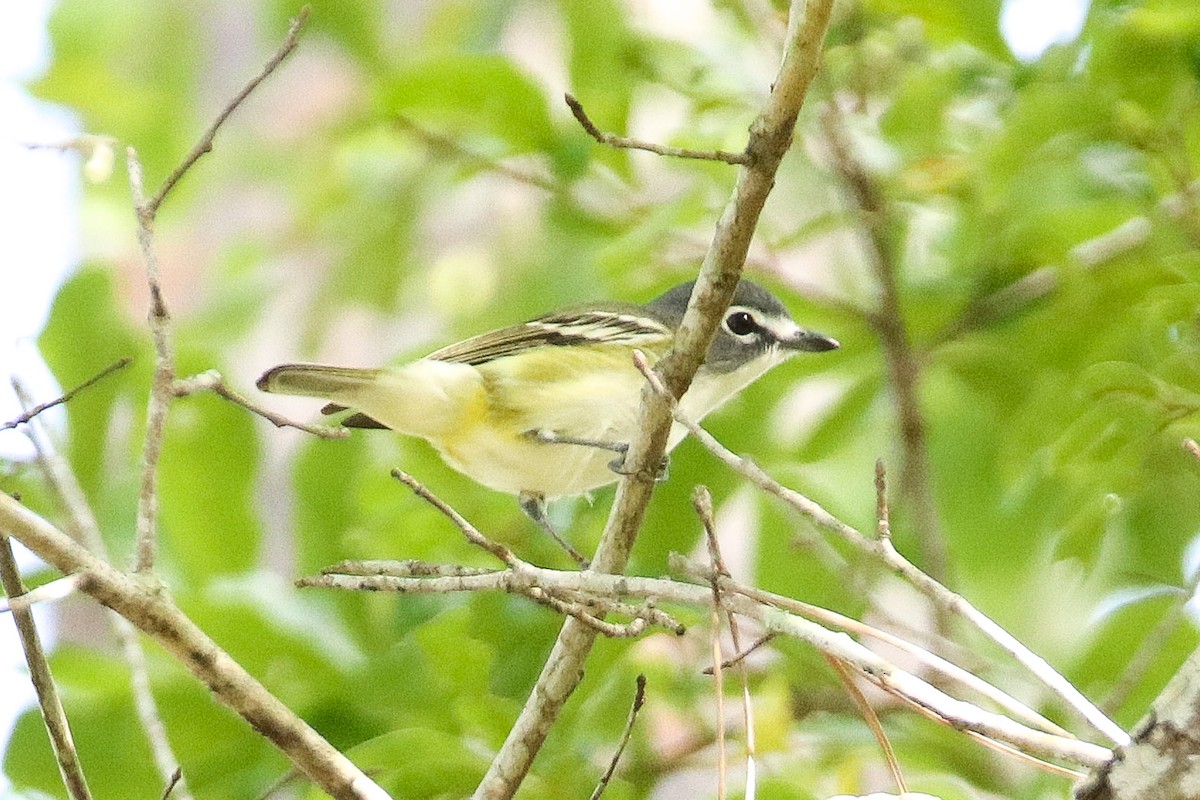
[256,360,481,438]
[256,364,381,400]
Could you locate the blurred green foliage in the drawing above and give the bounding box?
[5,0,1200,798]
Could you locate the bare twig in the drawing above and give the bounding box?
[127,8,311,574]
[0,533,93,800]
[0,495,389,800]
[146,7,310,215]
[2,358,131,432]
[695,486,759,800]
[173,370,348,439]
[694,487,728,800]
[127,147,174,575]
[875,458,892,541]
[13,377,194,800]
[528,589,649,638]
[589,675,647,800]
[160,767,184,800]
[390,469,519,566]
[826,654,907,794]
[303,562,684,637]
[878,679,1088,778]
[0,574,81,613]
[631,350,1129,747]
[303,552,1111,769]
[565,93,750,165]
[324,559,495,578]
[387,475,680,634]
[475,3,835,796]
[701,634,778,675]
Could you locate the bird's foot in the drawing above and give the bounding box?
[607,447,670,484]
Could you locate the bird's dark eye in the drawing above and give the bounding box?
[725,311,757,336]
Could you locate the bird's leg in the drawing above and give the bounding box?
[524,429,670,483]
[518,491,590,570]
[524,428,627,454]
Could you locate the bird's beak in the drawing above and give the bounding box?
[781,329,840,353]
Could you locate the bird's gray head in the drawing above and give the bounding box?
[647,280,839,373]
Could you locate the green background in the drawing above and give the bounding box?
[4,0,1200,798]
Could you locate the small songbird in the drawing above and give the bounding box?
[257,280,837,557]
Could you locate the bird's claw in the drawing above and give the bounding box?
[607,449,670,483]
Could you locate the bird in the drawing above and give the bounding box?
[257,279,838,562]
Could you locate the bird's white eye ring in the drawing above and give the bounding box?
[725,310,757,337]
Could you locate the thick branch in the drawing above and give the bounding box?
[1076,644,1200,800]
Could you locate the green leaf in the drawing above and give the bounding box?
[158,390,262,579]
[37,267,144,497]
[378,54,556,152]
[347,728,490,799]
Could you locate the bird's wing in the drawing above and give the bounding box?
[427,304,673,366]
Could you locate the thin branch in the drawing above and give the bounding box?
[820,100,950,583]
[726,607,758,800]
[0,574,81,613]
[528,589,649,638]
[826,654,907,794]
[875,458,892,541]
[302,564,683,637]
[564,93,749,165]
[703,570,1072,739]
[0,532,93,800]
[127,147,174,575]
[306,555,1112,769]
[701,634,778,675]
[631,350,1129,747]
[390,469,519,567]
[12,377,194,800]
[325,559,495,578]
[878,679,1088,779]
[695,485,758,800]
[1,358,131,432]
[127,7,311,573]
[474,4,835,797]
[173,370,348,439]
[146,6,310,215]
[160,767,184,800]
[588,675,647,800]
[694,487,728,800]
[0,495,389,800]
[387,475,681,634]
